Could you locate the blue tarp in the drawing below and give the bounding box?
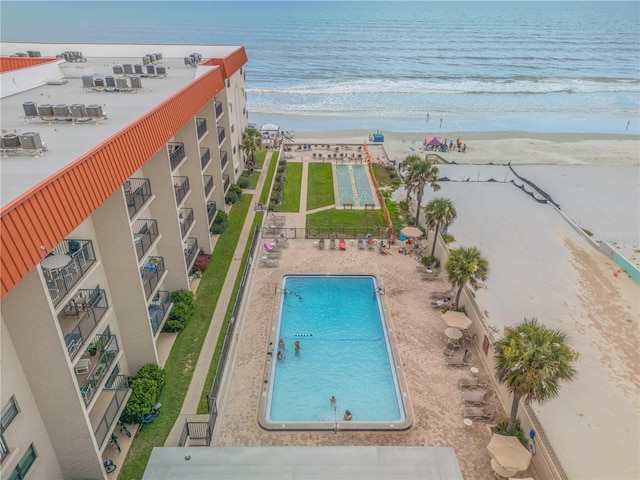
[372,133,384,142]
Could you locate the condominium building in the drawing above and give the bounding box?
[0,43,248,479]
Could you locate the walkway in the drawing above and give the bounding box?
[165,151,274,445]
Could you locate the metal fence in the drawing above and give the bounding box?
[179,223,261,446]
[261,226,390,240]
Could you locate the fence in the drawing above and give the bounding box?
[261,226,390,240]
[179,224,261,446]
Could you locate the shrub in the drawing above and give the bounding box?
[229,183,243,199]
[421,255,441,269]
[210,211,228,234]
[191,251,211,274]
[134,363,166,393]
[171,289,194,312]
[270,190,282,203]
[237,176,250,188]
[269,200,278,211]
[494,419,528,446]
[225,189,239,204]
[272,182,283,192]
[121,377,158,424]
[163,289,195,332]
[442,233,456,243]
[277,165,287,174]
[275,173,284,183]
[279,159,287,166]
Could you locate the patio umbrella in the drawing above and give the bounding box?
[260,123,279,132]
[441,310,472,330]
[487,433,533,473]
[400,226,423,238]
[426,136,443,146]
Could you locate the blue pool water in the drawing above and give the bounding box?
[267,275,404,423]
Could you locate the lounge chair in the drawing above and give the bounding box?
[260,258,279,268]
[443,341,458,357]
[462,390,493,406]
[264,250,282,259]
[357,235,365,250]
[458,374,490,389]
[338,238,346,250]
[329,234,337,250]
[275,237,289,248]
[318,235,325,249]
[462,403,497,421]
[445,350,473,367]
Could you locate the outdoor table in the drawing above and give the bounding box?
[41,254,71,272]
[463,418,473,428]
[445,328,463,341]
[470,367,480,377]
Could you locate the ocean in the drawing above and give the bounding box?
[1,1,639,134]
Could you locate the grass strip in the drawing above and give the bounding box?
[306,208,386,230]
[118,194,253,480]
[275,162,302,212]
[196,212,264,413]
[259,152,279,205]
[254,148,267,169]
[306,163,334,210]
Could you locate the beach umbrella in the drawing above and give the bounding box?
[487,434,533,473]
[260,123,279,132]
[441,310,472,330]
[426,136,443,146]
[400,226,423,238]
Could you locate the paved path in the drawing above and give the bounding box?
[165,152,274,445]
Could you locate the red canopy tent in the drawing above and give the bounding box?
[424,136,443,146]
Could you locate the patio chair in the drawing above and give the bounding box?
[338,238,346,250]
[443,341,458,357]
[260,258,279,268]
[462,403,497,421]
[462,390,493,406]
[458,374,490,389]
[329,234,337,250]
[264,250,282,259]
[446,350,473,367]
[357,235,365,250]
[318,235,325,249]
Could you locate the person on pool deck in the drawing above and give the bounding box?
[344,410,352,421]
[278,338,286,350]
[295,341,300,355]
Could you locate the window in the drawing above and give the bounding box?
[0,433,9,463]
[231,124,235,134]
[229,102,233,113]
[0,396,19,432]
[7,443,37,480]
[233,145,237,154]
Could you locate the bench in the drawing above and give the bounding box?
[75,358,91,375]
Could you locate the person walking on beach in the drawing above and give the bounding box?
[426,113,430,123]
[440,117,443,129]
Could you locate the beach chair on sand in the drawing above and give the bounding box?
[446,350,473,367]
[329,234,337,250]
[318,235,325,249]
[462,390,493,406]
[458,374,490,389]
[462,403,497,422]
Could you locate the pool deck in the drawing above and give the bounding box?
[212,237,532,479]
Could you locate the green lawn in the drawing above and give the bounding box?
[254,148,267,169]
[118,194,253,480]
[275,162,302,212]
[306,208,387,231]
[241,170,260,190]
[306,163,334,210]
[259,152,279,205]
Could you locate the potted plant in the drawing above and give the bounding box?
[87,339,105,356]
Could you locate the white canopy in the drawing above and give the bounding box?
[260,123,279,132]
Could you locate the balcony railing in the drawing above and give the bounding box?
[79,334,119,407]
[184,238,198,270]
[168,142,186,171]
[179,208,194,239]
[207,201,217,225]
[124,178,152,219]
[0,433,8,464]
[62,288,108,360]
[200,147,211,170]
[217,126,225,144]
[149,290,171,336]
[220,150,228,170]
[133,219,159,261]
[173,176,190,206]
[204,175,214,197]
[45,239,96,307]
[215,101,223,118]
[141,256,165,300]
[223,174,230,193]
[196,118,208,139]
[94,375,129,449]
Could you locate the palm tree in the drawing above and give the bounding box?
[424,197,457,259]
[241,127,262,164]
[404,159,440,225]
[494,318,578,434]
[401,154,422,203]
[445,246,489,307]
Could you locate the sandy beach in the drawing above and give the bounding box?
[292,130,640,166]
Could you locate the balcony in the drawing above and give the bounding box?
[179,208,194,239]
[124,178,152,219]
[133,219,159,261]
[60,288,108,361]
[223,174,230,193]
[200,147,211,170]
[168,142,186,171]
[196,118,208,139]
[215,101,223,118]
[141,256,165,300]
[184,238,198,270]
[44,239,96,307]
[204,175,214,197]
[77,334,119,407]
[217,126,226,145]
[173,176,190,206]
[93,375,130,450]
[149,290,171,336]
[220,150,229,171]
[207,201,217,225]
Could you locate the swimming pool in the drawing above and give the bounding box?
[259,275,412,431]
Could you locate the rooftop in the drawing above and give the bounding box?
[0,43,242,207]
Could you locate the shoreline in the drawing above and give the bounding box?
[289,129,640,165]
